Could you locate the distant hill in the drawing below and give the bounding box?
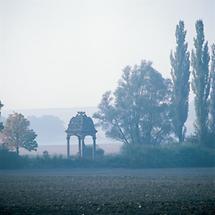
[4,106,98,125]
[27,115,65,145]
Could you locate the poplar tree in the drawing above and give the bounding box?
[209,44,215,136]
[191,20,210,145]
[170,20,190,143]
[0,101,3,131]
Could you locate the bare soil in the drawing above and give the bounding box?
[0,168,214,214]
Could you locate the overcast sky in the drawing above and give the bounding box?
[0,0,214,110]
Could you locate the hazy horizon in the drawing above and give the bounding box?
[1,0,215,110]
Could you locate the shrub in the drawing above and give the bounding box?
[120,143,215,168]
[0,148,27,169]
[0,143,214,169]
[80,145,105,159]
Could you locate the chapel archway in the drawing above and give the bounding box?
[65,112,97,159]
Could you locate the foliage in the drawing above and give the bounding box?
[170,20,190,143]
[191,20,210,145]
[0,100,4,132]
[82,145,104,159]
[2,113,38,155]
[0,143,214,169]
[0,147,27,169]
[119,143,215,168]
[0,122,3,132]
[94,61,173,145]
[209,44,215,144]
[42,150,50,159]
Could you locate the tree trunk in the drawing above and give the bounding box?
[16,145,19,156]
[178,126,183,143]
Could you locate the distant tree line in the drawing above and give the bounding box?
[94,20,215,147]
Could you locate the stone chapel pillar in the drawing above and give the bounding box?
[78,137,81,158]
[92,136,96,160]
[67,135,70,159]
[81,137,85,158]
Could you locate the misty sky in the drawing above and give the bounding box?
[0,0,214,110]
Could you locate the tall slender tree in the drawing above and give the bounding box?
[209,44,215,136]
[191,20,210,145]
[170,20,190,143]
[0,101,3,131]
